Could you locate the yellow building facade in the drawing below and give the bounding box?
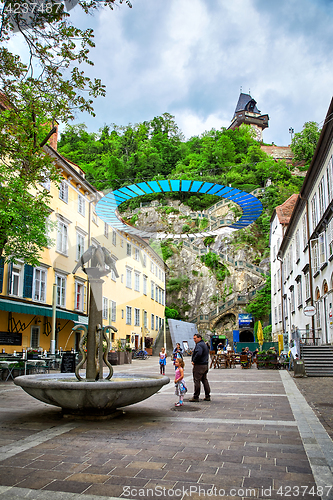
[0,142,166,354]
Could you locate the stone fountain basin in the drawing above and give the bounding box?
[14,373,170,414]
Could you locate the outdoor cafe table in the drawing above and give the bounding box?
[0,359,24,381]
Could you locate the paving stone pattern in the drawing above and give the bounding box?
[0,359,332,500]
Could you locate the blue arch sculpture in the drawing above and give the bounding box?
[95,180,263,239]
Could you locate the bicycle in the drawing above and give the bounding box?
[132,349,148,360]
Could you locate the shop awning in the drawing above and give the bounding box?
[0,298,81,322]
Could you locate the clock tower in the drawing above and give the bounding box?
[228,92,269,142]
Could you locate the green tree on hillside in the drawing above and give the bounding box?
[0,0,131,263]
[291,121,321,168]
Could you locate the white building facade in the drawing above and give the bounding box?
[271,98,333,347]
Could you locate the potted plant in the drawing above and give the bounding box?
[27,349,39,360]
[124,343,132,364]
[116,339,125,365]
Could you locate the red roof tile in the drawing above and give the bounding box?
[275,193,299,225]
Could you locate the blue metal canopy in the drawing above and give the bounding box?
[95,180,263,240]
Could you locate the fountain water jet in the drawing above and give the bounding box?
[15,244,169,415]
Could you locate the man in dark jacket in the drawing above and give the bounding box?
[189,333,211,402]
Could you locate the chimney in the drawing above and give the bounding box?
[48,122,59,150]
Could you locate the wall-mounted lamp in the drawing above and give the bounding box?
[35,317,41,325]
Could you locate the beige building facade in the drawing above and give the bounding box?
[0,141,166,354]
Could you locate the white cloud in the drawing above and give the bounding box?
[63,0,333,147]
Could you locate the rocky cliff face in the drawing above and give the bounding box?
[121,202,267,321]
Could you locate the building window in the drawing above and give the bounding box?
[277,269,281,291]
[328,217,333,257]
[143,275,147,295]
[297,279,302,307]
[144,311,147,328]
[327,156,333,202]
[319,176,326,218]
[76,232,85,261]
[278,304,282,323]
[104,222,108,238]
[134,272,140,292]
[134,308,140,326]
[274,274,277,294]
[126,268,132,288]
[159,288,162,304]
[274,307,278,324]
[156,315,159,331]
[103,297,108,319]
[41,172,51,191]
[151,281,155,299]
[273,245,276,261]
[289,245,293,274]
[162,290,165,305]
[75,282,85,311]
[57,222,68,254]
[290,287,295,313]
[143,254,147,267]
[56,275,66,307]
[78,194,85,216]
[319,232,326,266]
[31,326,39,349]
[311,194,318,230]
[110,301,116,322]
[126,306,132,325]
[112,231,116,246]
[150,261,154,273]
[305,273,310,300]
[59,181,68,203]
[134,248,139,261]
[296,230,300,261]
[155,285,158,302]
[33,268,46,302]
[311,239,319,275]
[151,314,154,330]
[9,266,21,296]
[302,214,307,248]
[127,243,131,256]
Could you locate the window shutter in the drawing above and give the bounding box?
[7,262,13,295]
[83,285,87,312]
[0,258,4,293]
[23,264,34,298]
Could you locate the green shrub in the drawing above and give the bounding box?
[166,276,190,293]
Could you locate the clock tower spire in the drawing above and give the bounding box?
[228,92,269,142]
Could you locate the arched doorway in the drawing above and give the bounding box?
[239,330,254,342]
[212,313,236,350]
[322,280,329,344]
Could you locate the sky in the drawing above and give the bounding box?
[11,0,333,145]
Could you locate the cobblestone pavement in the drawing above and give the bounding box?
[293,376,333,440]
[0,359,332,500]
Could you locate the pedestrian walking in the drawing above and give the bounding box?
[172,343,183,370]
[189,333,211,402]
[174,357,186,407]
[159,347,167,375]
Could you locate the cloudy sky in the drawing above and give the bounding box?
[19,0,333,145]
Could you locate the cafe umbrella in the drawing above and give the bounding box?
[257,320,264,349]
